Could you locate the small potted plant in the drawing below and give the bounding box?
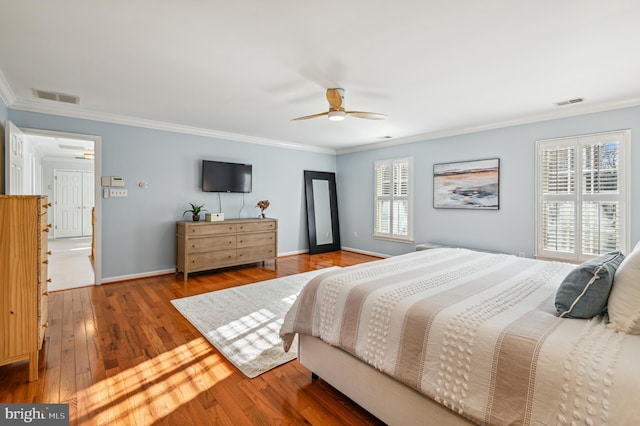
[183,202,206,221]
[256,200,270,219]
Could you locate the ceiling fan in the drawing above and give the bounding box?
[292,88,387,122]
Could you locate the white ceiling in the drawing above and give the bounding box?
[1,1,640,153]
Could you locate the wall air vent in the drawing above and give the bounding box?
[34,89,79,104]
[59,143,88,150]
[555,97,584,107]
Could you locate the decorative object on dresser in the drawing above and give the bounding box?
[176,218,277,280]
[183,202,207,222]
[0,195,51,382]
[256,199,270,219]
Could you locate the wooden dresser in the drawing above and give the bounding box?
[176,218,277,280]
[0,195,51,382]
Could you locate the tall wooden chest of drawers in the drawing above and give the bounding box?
[176,218,277,280]
[0,195,51,382]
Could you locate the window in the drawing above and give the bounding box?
[374,157,413,242]
[536,130,629,262]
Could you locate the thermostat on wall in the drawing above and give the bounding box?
[101,176,126,187]
[110,176,125,186]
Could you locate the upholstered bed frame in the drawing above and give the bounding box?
[298,335,473,425]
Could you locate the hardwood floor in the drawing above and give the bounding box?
[0,251,386,425]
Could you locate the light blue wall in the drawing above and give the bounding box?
[337,105,640,257]
[8,110,336,280]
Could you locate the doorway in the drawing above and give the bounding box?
[4,121,102,289]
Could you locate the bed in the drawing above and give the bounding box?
[280,248,640,425]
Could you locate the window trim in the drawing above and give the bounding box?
[374,157,414,243]
[535,130,630,262]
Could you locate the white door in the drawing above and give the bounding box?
[5,121,26,194]
[55,170,84,237]
[82,171,95,236]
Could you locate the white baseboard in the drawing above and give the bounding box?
[340,246,390,258]
[278,249,309,257]
[101,268,176,284]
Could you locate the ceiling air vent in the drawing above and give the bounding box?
[34,89,79,104]
[555,97,584,107]
[59,143,88,150]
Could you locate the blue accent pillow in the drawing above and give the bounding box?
[555,251,625,319]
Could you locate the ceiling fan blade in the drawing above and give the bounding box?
[346,111,387,120]
[291,111,330,121]
[326,88,344,110]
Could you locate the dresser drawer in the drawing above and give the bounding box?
[189,249,236,269]
[187,235,236,253]
[237,245,276,263]
[184,223,237,236]
[237,221,276,233]
[237,232,276,248]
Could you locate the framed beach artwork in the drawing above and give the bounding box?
[433,158,500,209]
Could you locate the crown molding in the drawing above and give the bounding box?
[337,97,640,155]
[0,69,17,107]
[9,98,337,155]
[7,87,640,157]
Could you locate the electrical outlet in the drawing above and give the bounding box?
[354,231,358,238]
[518,252,525,257]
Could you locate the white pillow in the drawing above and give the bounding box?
[608,243,640,333]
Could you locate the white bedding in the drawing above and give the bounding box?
[281,248,640,425]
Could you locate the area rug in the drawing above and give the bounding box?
[171,267,339,378]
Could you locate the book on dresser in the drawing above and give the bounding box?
[176,218,278,280]
[0,195,51,382]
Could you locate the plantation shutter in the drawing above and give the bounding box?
[374,157,413,242]
[540,143,576,254]
[536,131,628,262]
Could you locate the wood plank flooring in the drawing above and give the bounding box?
[0,251,386,425]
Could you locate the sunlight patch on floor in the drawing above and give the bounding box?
[74,337,232,424]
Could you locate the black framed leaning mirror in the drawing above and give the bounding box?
[304,170,341,254]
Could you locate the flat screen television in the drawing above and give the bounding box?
[202,160,252,193]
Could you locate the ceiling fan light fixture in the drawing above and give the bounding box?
[328,110,346,121]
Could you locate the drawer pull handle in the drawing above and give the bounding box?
[47,250,52,255]
[192,245,196,248]
[42,260,49,264]
[43,228,50,233]
[47,278,52,283]
[43,291,49,296]
[42,322,49,328]
[48,224,52,228]
[43,203,52,208]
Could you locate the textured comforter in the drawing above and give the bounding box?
[280,248,640,425]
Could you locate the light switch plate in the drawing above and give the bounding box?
[109,188,128,197]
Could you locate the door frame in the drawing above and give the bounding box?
[22,127,102,285]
